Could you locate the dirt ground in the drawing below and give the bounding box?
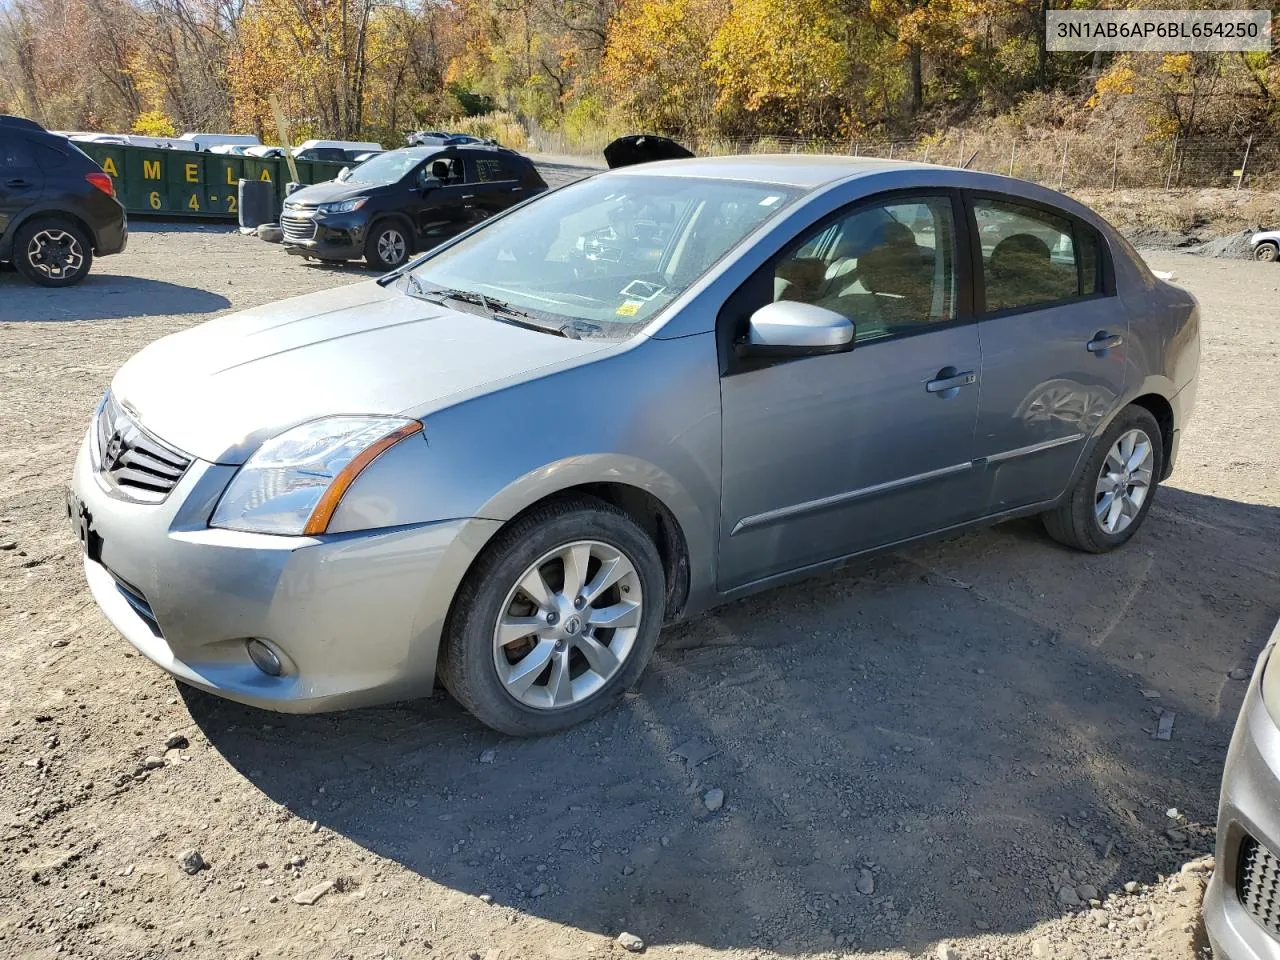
[2,169,1279,960]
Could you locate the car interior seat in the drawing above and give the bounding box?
[987,233,1063,310]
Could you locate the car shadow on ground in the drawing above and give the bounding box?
[0,273,231,322]
[184,487,1280,955]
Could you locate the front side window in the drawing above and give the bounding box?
[772,196,957,343]
[406,174,800,339]
[974,198,1097,312]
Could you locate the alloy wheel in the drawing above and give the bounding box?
[26,229,85,280]
[377,229,407,265]
[1094,428,1154,534]
[492,540,643,711]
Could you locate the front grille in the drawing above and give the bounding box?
[281,215,317,242]
[94,393,191,503]
[1237,835,1280,940]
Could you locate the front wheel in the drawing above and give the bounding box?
[1255,241,1278,263]
[1041,405,1164,553]
[14,218,94,287]
[364,222,411,271]
[439,496,665,736]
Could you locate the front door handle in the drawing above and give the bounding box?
[926,368,977,396]
[1087,332,1124,353]
[5,178,30,188]
[461,194,476,200]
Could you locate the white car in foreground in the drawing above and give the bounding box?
[1251,230,1280,262]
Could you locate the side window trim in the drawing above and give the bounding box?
[962,189,1116,320]
[717,187,975,376]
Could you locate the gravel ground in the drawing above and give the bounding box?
[2,164,1279,960]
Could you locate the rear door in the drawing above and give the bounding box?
[0,136,44,246]
[965,193,1129,512]
[464,153,528,220]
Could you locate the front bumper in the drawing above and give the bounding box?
[70,428,499,712]
[281,210,366,261]
[1205,621,1280,960]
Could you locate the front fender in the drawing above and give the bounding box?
[328,332,724,613]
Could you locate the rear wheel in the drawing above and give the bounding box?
[364,221,410,271]
[1255,241,1278,263]
[1041,405,1164,553]
[439,496,665,736]
[14,218,93,287]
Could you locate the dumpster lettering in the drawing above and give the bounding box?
[143,160,160,179]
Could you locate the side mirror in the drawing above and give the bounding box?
[336,166,351,181]
[738,300,854,359]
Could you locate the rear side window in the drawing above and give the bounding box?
[974,198,1098,313]
[474,156,518,183]
[0,138,35,168]
[34,143,70,167]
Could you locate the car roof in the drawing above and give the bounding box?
[601,154,937,189]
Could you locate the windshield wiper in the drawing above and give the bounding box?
[409,285,591,339]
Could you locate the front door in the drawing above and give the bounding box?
[966,194,1130,512]
[718,193,983,590]
[0,137,44,245]
[414,154,472,242]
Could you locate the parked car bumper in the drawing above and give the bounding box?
[281,211,367,261]
[69,425,499,713]
[1205,620,1280,960]
[96,215,128,256]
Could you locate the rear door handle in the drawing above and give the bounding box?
[1087,332,1124,353]
[925,369,977,395]
[461,194,476,200]
[5,178,30,188]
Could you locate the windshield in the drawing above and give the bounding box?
[405,174,801,338]
[346,150,427,185]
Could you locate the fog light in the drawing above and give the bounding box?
[246,638,283,676]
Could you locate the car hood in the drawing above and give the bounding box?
[111,280,610,464]
[284,180,374,206]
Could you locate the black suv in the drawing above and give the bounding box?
[281,144,547,270]
[0,115,128,286]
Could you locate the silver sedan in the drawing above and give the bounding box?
[68,155,1200,734]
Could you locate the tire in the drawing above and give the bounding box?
[439,495,665,736]
[13,217,93,287]
[1042,405,1164,553]
[364,220,411,271]
[1254,241,1278,263]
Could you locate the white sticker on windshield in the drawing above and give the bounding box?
[760,195,782,206]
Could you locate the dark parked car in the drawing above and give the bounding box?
[0,115,127,287]
[281,143,547,270]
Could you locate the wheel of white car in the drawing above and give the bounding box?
[1041,404,1164,553]
[439,495,665,736]
[1255,241,1278,263]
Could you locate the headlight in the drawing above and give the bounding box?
[209,416,422,535]
[1262,638,1280,728]
[318,197,368,214]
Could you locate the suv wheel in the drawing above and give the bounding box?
[1255,241,1278,263]
[439,496,665,736]
[1041,405,1164,553]
[365,222,410,271]
[14,218,94,287]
